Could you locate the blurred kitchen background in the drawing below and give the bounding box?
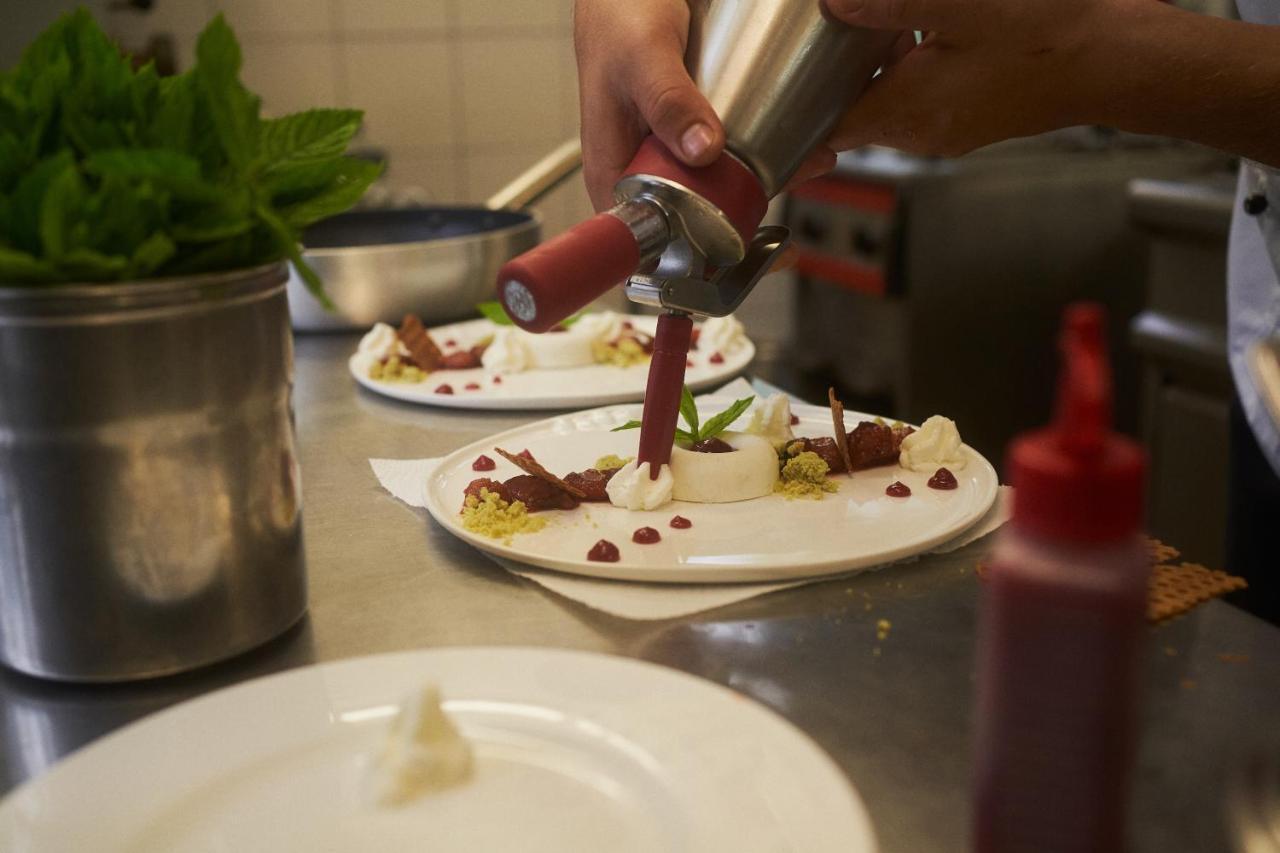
[0,0,1244,567]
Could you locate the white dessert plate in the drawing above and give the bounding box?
[0,647,876,853]
[349,314,755,410]
[423,397,1000,583]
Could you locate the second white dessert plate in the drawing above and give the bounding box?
[422,397,1000,583]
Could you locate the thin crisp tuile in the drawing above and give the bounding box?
[493,447,588,499]
[397,314,444,371]
[828,387,854,476]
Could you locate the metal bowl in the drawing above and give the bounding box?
[286,207,540,331]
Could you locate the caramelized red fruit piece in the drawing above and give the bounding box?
[670,515,692,529]
[441,351,481,370]
[562,468,619,502]
[587,539,621,562]
[691,437,735,453]
[632,527,661,544]
[928,468,958,490]
[886,481,911,498]
[463,477,509,505]
[472,454,495,471]
[504,475,579,512]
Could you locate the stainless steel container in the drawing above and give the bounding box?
[688,0,899,196]
[0,263,306,682]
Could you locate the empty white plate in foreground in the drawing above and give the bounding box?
[350,315,754,410]
[424,398,999,583]
[0,648,876,852]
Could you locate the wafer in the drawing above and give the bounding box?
[1148,561,1248,623]
[827,387,854,476]
[397,314,444,371]
[494,447,588,499]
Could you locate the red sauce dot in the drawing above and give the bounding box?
[622,321,634,330]
[445,339,457,348]
[686,360,695,368]
[928,467,958,490]
[587,539,620,562]
[434,383,454,395]
[709,352,725,364]
[472,454,495,471]
[790,414,800,425]
[464,382,482,391]
[670,515,692,529]
[493,376,503,384]
[632,527,661,544]
[885,481,911,498]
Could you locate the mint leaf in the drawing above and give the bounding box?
[679,385,700,441]
[699,395,755,441]
[275,157,383,229]
[477,301,514,325]
[260,109,362,167]
[611,420,642,432]
[193,15,260,171]
[0,247,57,282]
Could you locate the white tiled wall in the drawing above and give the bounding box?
[107,0,592,237]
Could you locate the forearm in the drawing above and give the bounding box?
[1087,2,1280,168]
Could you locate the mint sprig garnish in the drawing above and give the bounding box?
[613,385,754,445]
[0,11,380,306]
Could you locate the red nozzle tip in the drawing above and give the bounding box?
[1055,303,1111,455]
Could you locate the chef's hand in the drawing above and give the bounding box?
[574,0,836,211]
[823,0,1116,157]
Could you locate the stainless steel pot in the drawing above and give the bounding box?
[287,139,582,331]
[0,263,306,682]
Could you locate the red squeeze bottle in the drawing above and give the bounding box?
[972,304,1149,853]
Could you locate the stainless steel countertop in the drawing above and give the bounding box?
[3,333,1278,852]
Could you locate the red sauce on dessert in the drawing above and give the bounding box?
[632,527,661,544]
[691,437,735,453]
[928,467,959,490]
[472,454,495,471]
[670,515,692,529]
[434,383,454,394]
[587,539,621,562]
[464,382,481,391]
[709,352,725,364]
[886,481,911,498]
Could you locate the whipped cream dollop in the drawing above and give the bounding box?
[746,394,796,449]
[358,322,408,361]
[481,327,532,373]
[365,684,473,807]
[572,310,624,345]
[699,314,745,354]
[606,460,674,510]
[898,415,967,472]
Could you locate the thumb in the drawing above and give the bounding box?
[624,52,724,166]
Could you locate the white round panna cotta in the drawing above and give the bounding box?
[482,311,626,373]
[669,431,779,503]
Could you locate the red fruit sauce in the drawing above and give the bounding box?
[434,384,454,395]
[587,539,620,562]
[465,382,481,391]
[632,527,661,544]
[669,515,692,529]
[885,481,912,498]
[928,468,958,490]
[709,352,725,364]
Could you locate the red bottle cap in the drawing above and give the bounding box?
[1008,304,1146,543]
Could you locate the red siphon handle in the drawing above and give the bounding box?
[496,212,640,333]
